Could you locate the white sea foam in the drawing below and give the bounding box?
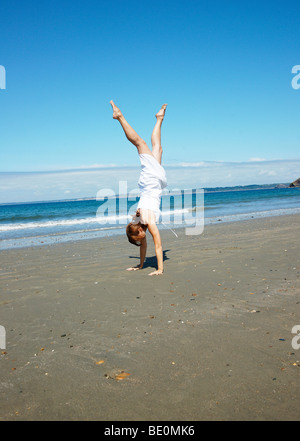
[0,215,127,232]
[1,206,300,251]
[0,208,189,232]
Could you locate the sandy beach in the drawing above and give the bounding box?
[0,214,300,421]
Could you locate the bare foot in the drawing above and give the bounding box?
[110,100,122,119]
[155,104,168,119]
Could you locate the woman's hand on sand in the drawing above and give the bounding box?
[126,265,141,271]
[148,269,163,276]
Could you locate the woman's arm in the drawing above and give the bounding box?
[126,234,147,271]
[139,236,147,268]
[147,221,163,276]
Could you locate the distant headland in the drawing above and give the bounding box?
[289,178,300,187]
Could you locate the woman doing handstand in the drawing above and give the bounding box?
[110,100,168,276]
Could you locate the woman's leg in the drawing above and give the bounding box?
[151,104,167,164]
[110,101,152,155]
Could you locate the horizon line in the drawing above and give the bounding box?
[1,157,300,174]
[0,182,293,206]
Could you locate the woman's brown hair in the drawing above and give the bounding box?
[126,222,142,246]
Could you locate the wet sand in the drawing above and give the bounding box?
[0,214,300,421]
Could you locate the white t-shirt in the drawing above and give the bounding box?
[136,154,167,222]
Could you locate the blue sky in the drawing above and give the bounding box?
[0,0,300,202]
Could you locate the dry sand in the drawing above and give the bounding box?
[0,214,300,421]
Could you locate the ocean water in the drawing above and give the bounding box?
[0,186,299,250]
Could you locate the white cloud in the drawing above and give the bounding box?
[75,163,120,169]
[248,157,266,162]
[177,161,208,167]
[0,159,299,203]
